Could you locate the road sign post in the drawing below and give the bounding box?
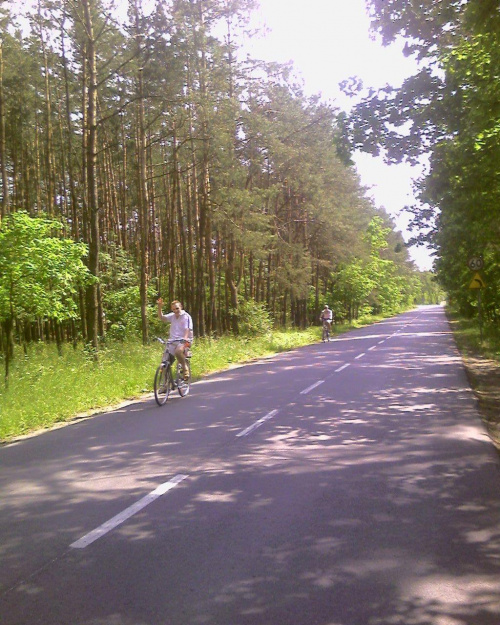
[478,290,483,343]
[468,260,485,343]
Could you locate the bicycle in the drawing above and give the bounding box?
[321,320,331,342]
[154,338,192,406]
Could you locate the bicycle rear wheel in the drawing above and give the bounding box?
[177,360,191,398]
[154,363,172,406]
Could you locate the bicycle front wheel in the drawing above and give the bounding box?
[154,364,172,406]
[177,360,191,398]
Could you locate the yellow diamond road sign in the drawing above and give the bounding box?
[469,273,486,289]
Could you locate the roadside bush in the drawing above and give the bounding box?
[236,298,272,336]
[103,286,142,339]
[104,285,161,340]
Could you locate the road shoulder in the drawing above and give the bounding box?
[461,354,500,451]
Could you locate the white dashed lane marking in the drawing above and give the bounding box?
[300,380,325,395]
[236,409,279,438]
[70,318,425,549]
[70,474,189,549]
[335,363,350,373]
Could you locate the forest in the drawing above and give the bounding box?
[347,0,500,323]
[0,0,436,378]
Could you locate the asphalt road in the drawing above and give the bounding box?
[1,305,499,625]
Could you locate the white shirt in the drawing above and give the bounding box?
[161,310,194,341]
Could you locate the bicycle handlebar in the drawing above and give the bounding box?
[156,337,189,345]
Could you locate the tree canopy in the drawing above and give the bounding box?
[0,0,425,367]
[345,0,500,319]
[0,212,91,380]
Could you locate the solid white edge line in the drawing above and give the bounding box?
[300,380,325,395]
[70,474,188,549]
[236,409,279,438]
[335,363,350,373]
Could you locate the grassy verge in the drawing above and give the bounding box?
[446,308,500,360]
[0,311,404,443]
[446,307,500,450]
[0,328,321,442]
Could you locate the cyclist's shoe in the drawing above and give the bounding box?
[183,370,190,382]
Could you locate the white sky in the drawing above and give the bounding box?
[243,0,433,270]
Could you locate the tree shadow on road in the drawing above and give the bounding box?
[1,309,500,624]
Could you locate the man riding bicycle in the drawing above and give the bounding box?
[320,304,333,341]
[157,298,193,381]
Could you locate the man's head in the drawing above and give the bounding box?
[323,305,329,310]
[171,300,183,316]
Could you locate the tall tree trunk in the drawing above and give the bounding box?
[188,93,205,335]
[2,316,14,387]
[133,0,150,345]
[34,109,42,214]
[61,4,79,239]
[0,42,9,218]
[184,164,196,315]
[172,135,189,306]
[82,0,100,354]
[37,0,56,216]
[147,133,158,296]
[226,234,239,333]
[198,3,216,335]
[119,114,128,250]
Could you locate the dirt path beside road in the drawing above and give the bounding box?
[461,354,500,451]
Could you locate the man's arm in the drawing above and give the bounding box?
[184,314,193,340]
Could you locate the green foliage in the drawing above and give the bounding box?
[0,0,426,362]
[0,212,91,323]
[99,247,163,340]
[0,340,157,441]
[335,258,375,320]
[99,247,140,339]
[103,286,142,340]
[348,1,500,320]
[331,216,417,320]
[234,298,272,336]
[447,307,500,361]
[415,271,446,305]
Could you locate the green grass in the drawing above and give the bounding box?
[0,310,407,443]
[0,328,321,442]
[446,308,500,361]
[0,341,155,442]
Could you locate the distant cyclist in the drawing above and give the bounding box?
[157,298,193,381]
[320,305,333,342]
